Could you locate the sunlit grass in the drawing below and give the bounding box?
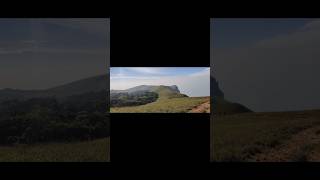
[111,97,209,113]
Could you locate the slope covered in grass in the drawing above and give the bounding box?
[110,86,209,113]
[0,138,109,162]
[211,111,320,161]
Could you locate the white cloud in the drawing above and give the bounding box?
[111,68,210,97]
[126,67,167,75]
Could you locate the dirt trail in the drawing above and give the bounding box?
[189,100,210,113]
[252,126,320,162]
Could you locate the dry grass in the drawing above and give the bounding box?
[211,110,320,161]
[0,137,110,162]
[111,97,209,113]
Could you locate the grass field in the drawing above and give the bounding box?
[211,110,320,161]
[111,96,209,113]
[111,85,210,113]
[0,137,110,162]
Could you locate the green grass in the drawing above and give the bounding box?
[211,110,320,161]
[111,97,209,113]
[111,85,209,113]
[0,137,110,162]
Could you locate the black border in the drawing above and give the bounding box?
[2,2,320,178]
[110,15,210,164]
[111,16,209,67]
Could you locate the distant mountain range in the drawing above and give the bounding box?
[0,74,107,102]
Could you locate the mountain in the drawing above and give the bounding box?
[110,85,208,113]
[211,76,252,115]
[211,76,224,98]
[47,74,107,97]
[110,85,189,109]
[111,85,181,94]
[0,74,107,102]
[213,97,252,115]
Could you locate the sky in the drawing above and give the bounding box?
[211,18,320,112]
[0,18,109,90]
[110,67,210,97]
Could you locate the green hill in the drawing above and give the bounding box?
[110,85,209,113]
[152,85,188,99]
[0,74,107,102]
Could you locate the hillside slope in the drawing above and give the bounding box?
[110,85,209,113]
[0,74,107,102]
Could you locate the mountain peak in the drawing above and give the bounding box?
[111,85,184,97]
[168,85,180,93]
[211,76,224,98]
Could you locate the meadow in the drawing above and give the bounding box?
[211,110,320,161]
[0,138,109,162]
[111,96,209,113]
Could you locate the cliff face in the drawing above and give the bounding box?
[211,76,224,98]
[168,85,180,93]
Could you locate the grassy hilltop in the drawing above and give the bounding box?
[111,85,210,113]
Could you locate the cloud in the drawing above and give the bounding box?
[0,19,109,55]
[212,20,320,112]
[110,76,161,80]
[255,21,320,49]
[111,68,210,97]
[126,67,168,75]
[45,18,110,37]
[188,67,210,77]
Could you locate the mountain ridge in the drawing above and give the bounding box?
[111,85,182,95]
[0,74,107,102]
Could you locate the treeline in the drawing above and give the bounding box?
[0,90,109,145]
[110,91,158,107]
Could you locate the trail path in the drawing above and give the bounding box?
[189,100,210,113]
[252,125,320,162]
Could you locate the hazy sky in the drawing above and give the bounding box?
[110,67,210,97]
[0,18,109,90]
[211,18,320,112]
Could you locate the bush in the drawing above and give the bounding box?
[0,90,110,145]
[110,91,158,107]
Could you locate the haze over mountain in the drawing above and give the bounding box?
[110,67,209,97]
[0,74,107,102]
[111,85,180,94]
[212,19,320,112]
[211,75,252,114]
[0,19,109,90]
